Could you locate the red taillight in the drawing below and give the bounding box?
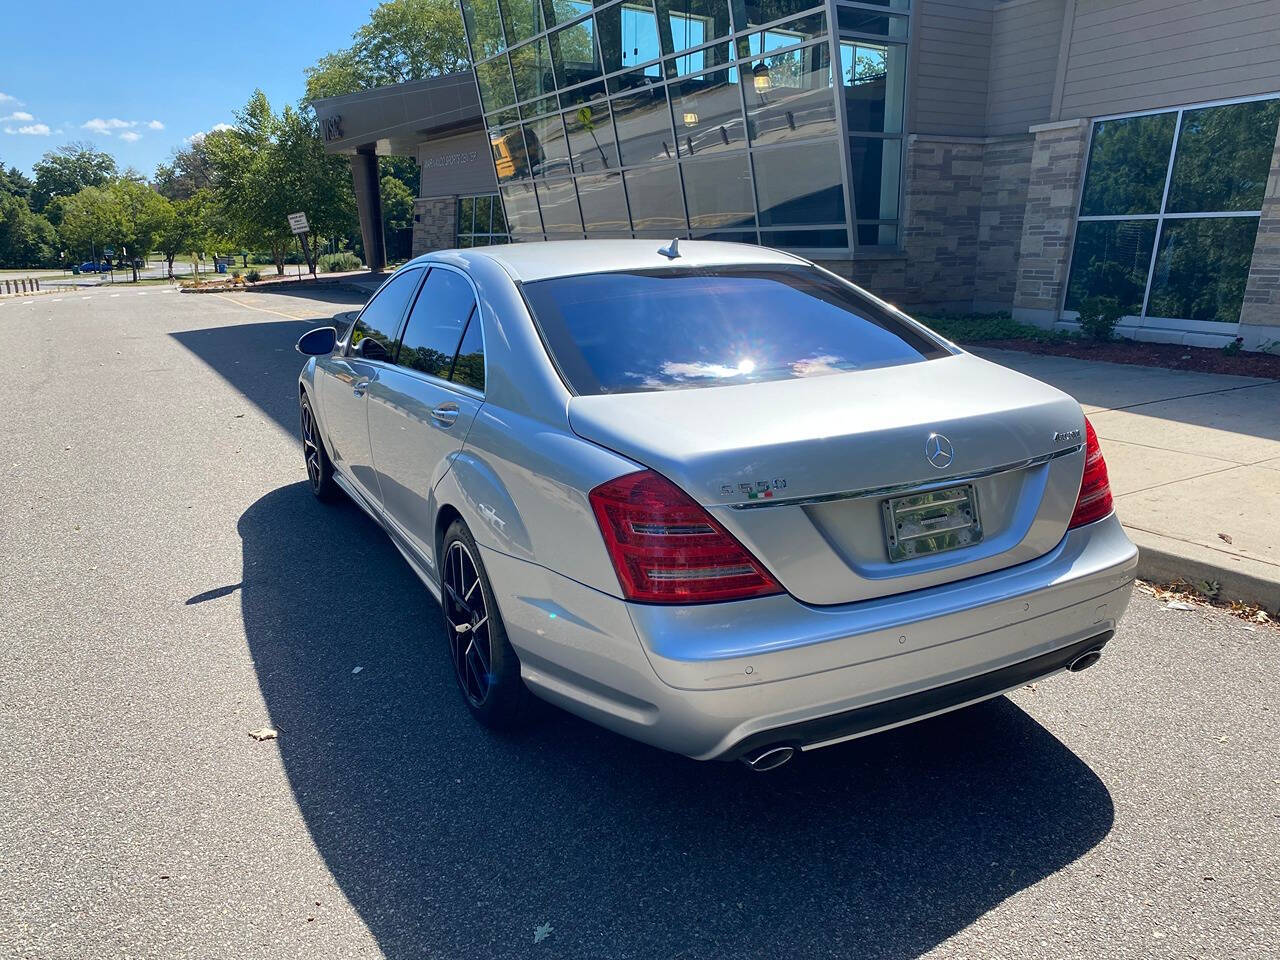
[1068,418,1114,528]
[589,470,783,604]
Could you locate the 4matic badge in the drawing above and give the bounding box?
[721,478,787,500]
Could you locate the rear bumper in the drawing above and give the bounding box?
[484,513,1137,760]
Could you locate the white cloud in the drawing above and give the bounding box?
[3,123,51,136]
[82,117,139,135]
[185,122,234,143]
[119,130,142,142]
[0,92,19,104]
[1,111,34,122]
[147,119,165,130]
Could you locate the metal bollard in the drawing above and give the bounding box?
[21,279,27,293]
[34,279,40,291]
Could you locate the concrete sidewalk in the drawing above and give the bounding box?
[977,348,1280,609]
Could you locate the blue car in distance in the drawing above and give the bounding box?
[78,261,111,273]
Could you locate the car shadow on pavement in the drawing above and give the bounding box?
[239,481,1115,960]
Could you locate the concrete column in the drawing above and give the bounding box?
[1239,117,1280,351]
[350,146,386,274]
[1011,118,1091,328]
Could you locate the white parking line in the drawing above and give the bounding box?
[52,298,63,302]
[23,300,34,305]
[82,296,91,300]
[110,294,120,298]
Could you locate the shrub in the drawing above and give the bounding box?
[1076,296,1122,343]
[914,310,1072,345]
[1222,337,1243,356]
[246,269,260,283]
[231,269,242,279]
[320,251,363,273]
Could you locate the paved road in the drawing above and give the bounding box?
[1,287,1277,959]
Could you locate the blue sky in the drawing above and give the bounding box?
[1,1,375,177]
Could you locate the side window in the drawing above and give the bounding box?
[395,269,478,380]
[450,314,485,392]
[348,267,423,357]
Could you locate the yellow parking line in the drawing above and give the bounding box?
[210,292,305,321]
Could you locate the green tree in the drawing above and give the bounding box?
[0,161,34,202]
[153,138,216,201]
[0,193,59,268]
[31,142,118,216]
[303,0,468,101]
[59,181,172,281]
[155,192,210,278]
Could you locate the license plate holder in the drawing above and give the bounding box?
[882,484,983,563]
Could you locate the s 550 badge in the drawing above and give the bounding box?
[1054,428,1082,444]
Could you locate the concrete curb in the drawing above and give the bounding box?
[1128,528,1280,612]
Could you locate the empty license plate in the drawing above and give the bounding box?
[882,484,983,562]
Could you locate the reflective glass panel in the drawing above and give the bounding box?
[458,195,476,234]
[577,172,631,233]
[522,264,946,395]
[746,44,837,145]
[500,181,543,236]
[752,139,844,226]
[501,0,545,44]
[740,12,826,55]
[848,136,900,220]
[623,164,687,230]
[670,68,746,157]
[761,227,847,247]
[565,101,620,171]
[856,222,897,246]
[597,0,663,74]
[537,177,585,234]
[665,42,732,77]
[350,267,423,357]
[840,39,905,133]
[476,56,517,113]
[451,315,486,391]
[464,0,506,58]
[520,93,560,119]
[490,125,532,181]
[612,80,678,164]
[731,0,824,33]
[397,270,476,379]
[1147,217,1260,323]
[656,0,733,55]
[681,152,755,228]
[1079,112,1176,217]
[524,114,573,176]
[836,7,907,39]
[1168,99,1280,213]
[511,37,557,103]
[550,17,604,89]
[1065,219,1158,315]
[474,194,494,233]
[545,0,592,28]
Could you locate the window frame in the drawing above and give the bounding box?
[1065,91,1280,333]
[389,263,489,399]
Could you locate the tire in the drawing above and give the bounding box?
[440,519,532,729]
[300,392,339,502]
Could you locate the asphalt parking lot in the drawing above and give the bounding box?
[1,285,1277,959]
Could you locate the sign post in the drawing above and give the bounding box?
[287,212,316,279]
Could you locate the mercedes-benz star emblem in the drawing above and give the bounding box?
[925,433,954,469]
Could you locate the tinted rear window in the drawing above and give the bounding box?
[521,265,950,395]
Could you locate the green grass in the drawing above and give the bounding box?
[914,311,1073,345]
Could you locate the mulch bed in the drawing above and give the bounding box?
[975,337,1280,379]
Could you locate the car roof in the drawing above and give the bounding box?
[442,239,808,283]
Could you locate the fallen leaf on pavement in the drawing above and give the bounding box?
[1164,601,1197,611]
[1218,533,1233,544]
[534,923,553,944]
[248,727,278,741]
[351,666,363,674]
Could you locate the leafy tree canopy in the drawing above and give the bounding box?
[304,0,468,101]
[31,142,118,215]
[0,192,59,268]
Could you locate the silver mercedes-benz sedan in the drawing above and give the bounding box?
[296,240,1136,770]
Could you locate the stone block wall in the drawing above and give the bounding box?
[1239,119,1280,348]
[1012,119,1090,325]
[975,136,1033,310]
[412,196,457,257]
[898,135,986,310]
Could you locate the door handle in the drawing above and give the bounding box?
[352,378,371,398]
[430,402,460,427]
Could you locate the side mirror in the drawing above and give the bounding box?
[354,336,390,361]
[296,326,337,356]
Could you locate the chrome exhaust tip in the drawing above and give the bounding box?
[740,745,796,772]
[1067,648,1104,673]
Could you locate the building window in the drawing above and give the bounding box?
[456,194,511,247]
[460,0,912,255]
[1067,96,1280,327]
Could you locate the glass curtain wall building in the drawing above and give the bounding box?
[459,0,910,256]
